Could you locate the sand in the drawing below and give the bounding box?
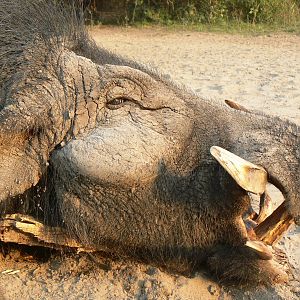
[0,27,299,299]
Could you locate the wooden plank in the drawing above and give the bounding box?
[254,202,294,245]
[0,214,95,252]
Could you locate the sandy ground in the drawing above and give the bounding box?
[1,27,300,299]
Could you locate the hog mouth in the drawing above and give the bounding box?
[244,192,294,254]
[211,146,295,260]
[0,146,295,264]
[242,191,294,260]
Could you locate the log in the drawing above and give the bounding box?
[0,214,95,252]
[254,202,294,245]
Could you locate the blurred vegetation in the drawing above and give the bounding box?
[85,0,300,32]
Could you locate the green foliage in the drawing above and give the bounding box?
[106,0,300,27]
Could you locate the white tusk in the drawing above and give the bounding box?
[210,146,267,195]
[245,240,273,260]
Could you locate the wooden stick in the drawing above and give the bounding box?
[254,202,294,245]
[0,214,95,252]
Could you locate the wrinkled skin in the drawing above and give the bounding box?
[0,0,299,285]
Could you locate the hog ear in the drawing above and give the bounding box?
[210,146,267,195]
[225,99,249,112]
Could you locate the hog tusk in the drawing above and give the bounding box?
[245,240,273,260]
[210,146,268,195]
[255,192,273,224]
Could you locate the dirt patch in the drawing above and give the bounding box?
[1,27,299,299]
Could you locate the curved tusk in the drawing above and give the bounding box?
[210,146,267,195]
[255,192,273,224]
[245,240,273,260]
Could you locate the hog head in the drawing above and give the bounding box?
[0,0,299,286]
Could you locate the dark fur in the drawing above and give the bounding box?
[0,0,299,286]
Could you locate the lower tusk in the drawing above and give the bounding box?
[254,202,294,245]
[255,192,273,224]
[245,240,273,260]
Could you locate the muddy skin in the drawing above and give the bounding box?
[0,0,299,286]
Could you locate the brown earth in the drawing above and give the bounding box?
[0,27,299,300]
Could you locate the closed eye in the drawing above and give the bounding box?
[106,97,130,110]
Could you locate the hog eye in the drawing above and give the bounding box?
[106,97,129,110]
